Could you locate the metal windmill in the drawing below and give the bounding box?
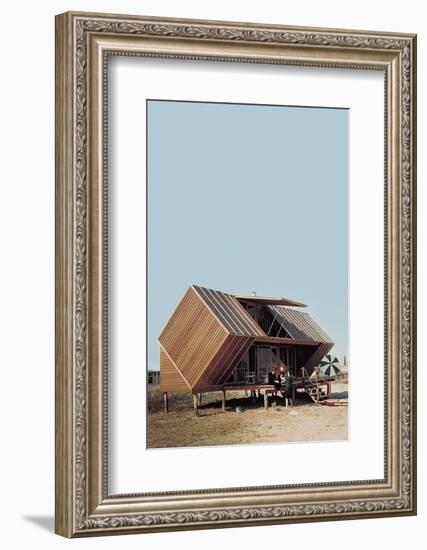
[319,354,341,377]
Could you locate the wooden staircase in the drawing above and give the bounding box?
[301,367,328,404]
[304,382,328,404]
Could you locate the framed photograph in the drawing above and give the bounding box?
[55,11,417,537]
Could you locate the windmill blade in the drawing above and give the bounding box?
[319,354,341,378]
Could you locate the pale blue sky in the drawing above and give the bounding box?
[147,100,348,370]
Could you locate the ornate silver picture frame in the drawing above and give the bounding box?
[55,11,417,537]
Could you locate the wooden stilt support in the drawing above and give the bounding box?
[327,381,332,399]
[163,392,169,413]
[222,388,226,412]
[292,382,296,405]
[198,393,202,406]
[193,393,199,416]
[264,391,268,409]
[315,368,320,404]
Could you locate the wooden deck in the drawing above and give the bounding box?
[192,384,280,414]
[162,377,337,414]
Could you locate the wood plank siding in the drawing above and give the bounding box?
[158,286,230,389]
[193,335,255,390]
[304,343,333,373]
[159,348,190,392]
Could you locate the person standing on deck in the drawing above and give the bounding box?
[283,371,294,405]
[268,368,281,393]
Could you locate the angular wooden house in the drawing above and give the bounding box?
[158,285,334,409]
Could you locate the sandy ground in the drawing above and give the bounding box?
[147,381,348,449]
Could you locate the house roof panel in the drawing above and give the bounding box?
[267,305,333,344]
[235,295,307,307]
[192,285,264,337]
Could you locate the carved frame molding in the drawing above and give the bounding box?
[55,11,416,537]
